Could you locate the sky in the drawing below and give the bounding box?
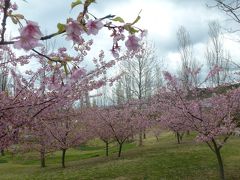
[14,0,240,73]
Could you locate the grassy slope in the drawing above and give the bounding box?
[0,132,240,180]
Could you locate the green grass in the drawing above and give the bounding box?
[0,133,240,180]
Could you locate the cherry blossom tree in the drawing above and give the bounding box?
[41,106,91,168]
[0,0,144,150]
[85,107,114,156]
[153,70,240,180]
[0,64,59,150]
[19,118,56,168]
[94,103,147,157]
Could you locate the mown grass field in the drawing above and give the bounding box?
[0,132,240,180]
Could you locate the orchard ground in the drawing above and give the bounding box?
[0,132,240,180]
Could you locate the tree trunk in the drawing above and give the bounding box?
[131,126,134,140]
[118,143,123,157]
[138,130,143,146]
[212,139,225,180]
[180,133,183,141]
[105,141,109,156]
[176,132,181,144]
[62,149,66,168]
[40,151,46,168]
[143,129,146,139]
[1,149,4,156]
[215,148,225,180]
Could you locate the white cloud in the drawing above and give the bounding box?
[6,0,240,73]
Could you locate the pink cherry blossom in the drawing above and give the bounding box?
[163,71,173,81]
[113,33,125,43]
[70,68,86,81]
[19,21,42,40]
[111,45,120,58]
[14,38,42,51]
[11,2,18,10]
[86,19,104,35]
[111,48,119,58]
[66,20,84,44]
[125,35,141,51]
[14,21,43,51]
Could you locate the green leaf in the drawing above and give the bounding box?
[57,23,66,33]
[11,17,18,24]
[51,57,60,62]
[132,15,141,25]
[124,24,139,34]
[47,60,53,65]
[131,10,142,25]
[71,0,82,9]
[86,0,96,4]
[112,16,124,23]
[63,64,69,75]
[14,14,24,19]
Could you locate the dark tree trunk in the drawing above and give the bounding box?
[176,132,181,144]
[40,151,46,168]
[130,126,134,141]
[215,148,225,180]
[118,143,123,157]
[143,129,146,139]
[212,139,225,180]
[176,132,184,144]
[105,141,109,156]
[139,130,143,146]
[1,149,4,156]
[62,149,66,168]
[180,133,183,141]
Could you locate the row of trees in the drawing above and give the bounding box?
[0,0,240,180]
[91,18,239,180]
[0,0,145,168]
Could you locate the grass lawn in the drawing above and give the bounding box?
[0,132,240,180]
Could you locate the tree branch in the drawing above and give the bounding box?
[1,0,10,43]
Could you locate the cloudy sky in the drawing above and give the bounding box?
[14,0,240,72]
